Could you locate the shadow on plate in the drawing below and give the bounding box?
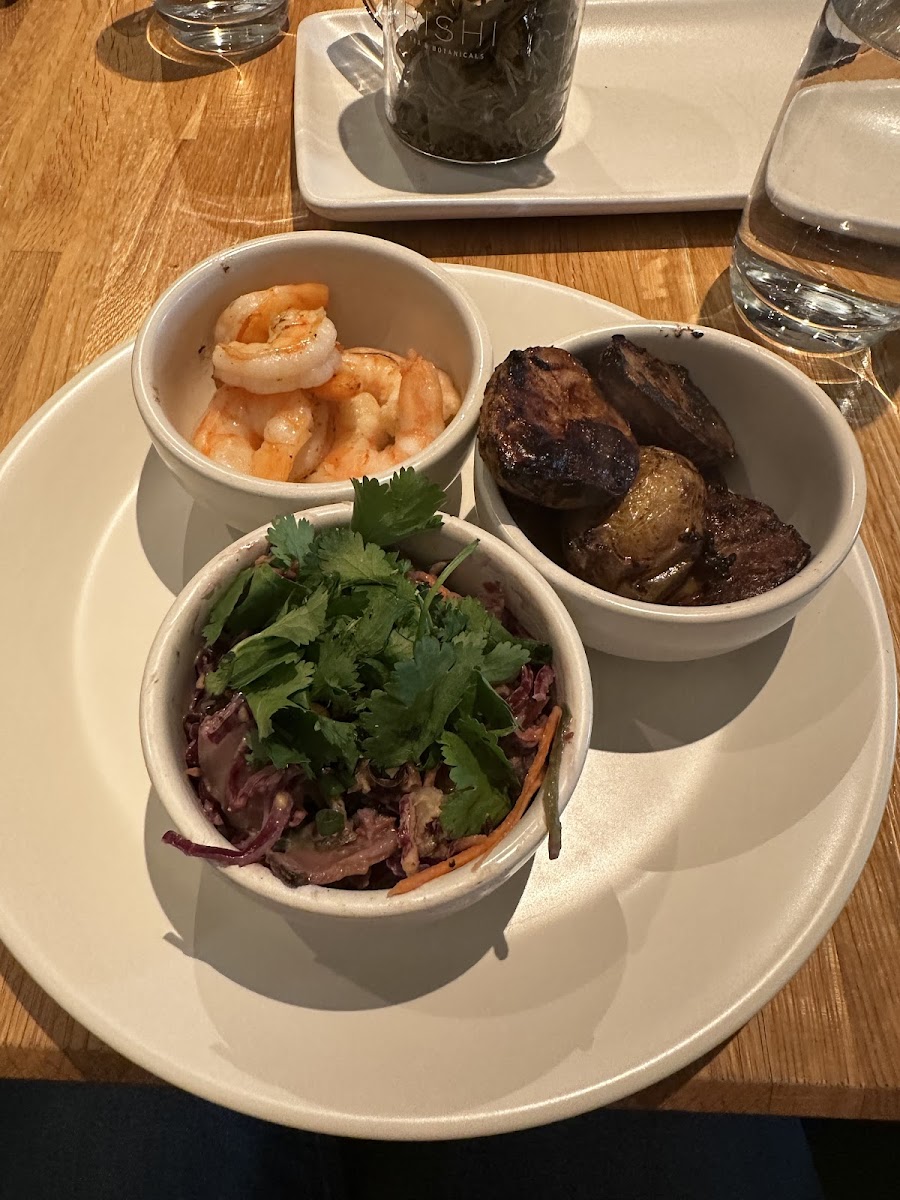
[135,449,239,595]
[699,269,899,429]
[144,789,541,1011]
[440,469,464,521]
[589,621,792,754]
[136,445,469,596]
[649,565,883,868]
[145,790,632,1107]
[338,94,556,196]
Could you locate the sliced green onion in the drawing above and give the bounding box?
[542,705,570,861]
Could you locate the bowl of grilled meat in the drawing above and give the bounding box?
[474,324,866,661]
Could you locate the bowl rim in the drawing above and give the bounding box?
[139,504,593,918]
[475,321,867,626]
[131,231,493,503]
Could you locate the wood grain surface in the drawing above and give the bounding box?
[1,0,899,1118]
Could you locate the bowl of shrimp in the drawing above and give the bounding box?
[132,232,493,531]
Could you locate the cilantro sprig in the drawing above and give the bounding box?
[198,470,551,839]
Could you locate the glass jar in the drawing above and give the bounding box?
[364,0,587,164]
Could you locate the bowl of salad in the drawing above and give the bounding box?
[140,470,592,918]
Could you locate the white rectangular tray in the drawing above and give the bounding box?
[294,0,823,222]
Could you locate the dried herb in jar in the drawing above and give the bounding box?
[388,0,584,163]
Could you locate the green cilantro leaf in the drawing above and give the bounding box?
[415,540,479,639]
[360,637,473,769]
[267,514,315,569]
[352,587,417,658]
[458,672,517,734]
[350,469,444,547]
[453,716,518,789]
[202,567,253,645]
[315,528,408,587]
[311,636,360,711]
[438,726,515,839]
[258,706,358,777]
[248,731,310,772]
[205,642,300,697]
[481,642,530,685]
[440,594,551,664]
[234,585,329,651]
[315,714,359,773]
[227,565,300,637]
[243,660,315,738]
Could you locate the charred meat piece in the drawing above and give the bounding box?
[597,336,736,468]
[478,346,639,509]
[675,484,811,605]
[563,447,707,603]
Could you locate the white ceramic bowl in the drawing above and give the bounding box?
[475,323,867,662]
[132,232,492,532]
[140,506,592,920]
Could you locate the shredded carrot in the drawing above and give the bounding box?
[388,705,563,897]
[470,704,562,869]
[387,843,487,896]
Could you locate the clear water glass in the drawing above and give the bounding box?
[730,0,900,354]
[153,1,287,55]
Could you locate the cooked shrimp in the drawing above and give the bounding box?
[308,348,404,409]
[435,366,462,423]
[305,352,446,482]
[390,352,446,461]
[304,393,389,483]
[212,285,341,395]
[310,347,460,433]
[213,284,331,344]
[192,386,331,483]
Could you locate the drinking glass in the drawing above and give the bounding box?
[363,0,587,164]
[153,1,287,55]
[730,0,900,354]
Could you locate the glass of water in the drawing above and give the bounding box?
[153,1,287,55]
[731,0,900,354]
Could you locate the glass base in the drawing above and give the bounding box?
[387,119,563,166]
[730,241,900,356]
[157,2,285,55]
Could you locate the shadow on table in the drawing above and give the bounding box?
[613,1043,727,1111]
[95,6,284,83]
[699,269,899,428]
[0,952,153,1083]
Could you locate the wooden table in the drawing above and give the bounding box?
[2,0,899,1119]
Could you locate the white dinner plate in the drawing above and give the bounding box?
[294,0,824,221]
[1,266,895,1139]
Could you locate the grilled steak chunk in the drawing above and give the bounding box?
[478,346,639,509]
[597,336,736,468]
[675,484,811,605]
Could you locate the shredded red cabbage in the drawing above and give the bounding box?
[163,791,292,867]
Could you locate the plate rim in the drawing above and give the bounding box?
[0,265,895,1138]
